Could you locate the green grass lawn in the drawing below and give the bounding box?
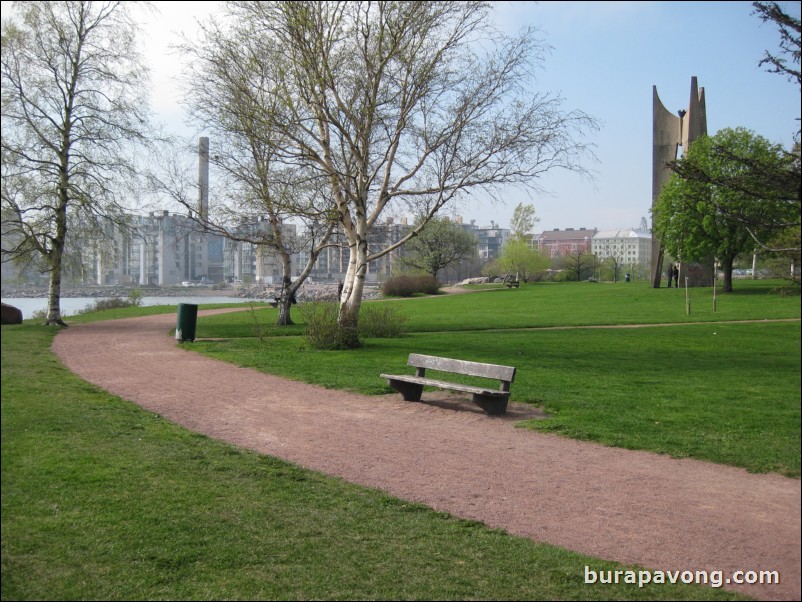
[2,323,748,600]
[189,280,801,476]
[400,280,800,331]
[192,280,800,337]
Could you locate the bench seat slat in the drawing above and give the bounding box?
[379,374,507,397]
[407,353,516,382]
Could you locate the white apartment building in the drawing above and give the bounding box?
[86,211,298,287]
[591,225,652,268]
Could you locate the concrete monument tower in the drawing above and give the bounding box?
[651,77,712,288]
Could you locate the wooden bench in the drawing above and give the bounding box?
[268,293,297,308]
[505,279,520,288]
[381,353,516,415]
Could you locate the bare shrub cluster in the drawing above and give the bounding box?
[382,275,440,297]
[300,302,408,350]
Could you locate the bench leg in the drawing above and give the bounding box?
[387,379,424,402]
[472,394,509,415]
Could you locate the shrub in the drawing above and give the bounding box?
[300,301,408,349]
[300,302,352,350]
[382,275,413,297]
[30,295,139,321]
[128,288,143,307]
[382,274,440,297]
[553,270,577,283]
[358,303,408,338]
[416,275,440,295]
[77,297,137,314]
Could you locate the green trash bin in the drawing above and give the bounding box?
[176,303,198,342]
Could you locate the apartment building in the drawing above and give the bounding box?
[457,218,510,262]
[591,226,653,268]
[86,211,299,287]
[536,227,597,258]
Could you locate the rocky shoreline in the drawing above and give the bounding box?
[1,283,382,304]
[1,285,237,299]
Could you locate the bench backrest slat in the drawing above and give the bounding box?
[408,353,515,382]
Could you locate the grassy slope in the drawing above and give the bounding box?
[190,281,801,476]
[1,323,747,600]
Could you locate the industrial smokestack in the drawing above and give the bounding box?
[199,137,209,220]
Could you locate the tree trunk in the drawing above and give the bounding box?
[45,266,67,326]
[337,238,368,348]
[276,296,294,326]
[45,193,69,326]
[275,264,295,326]
[721,255,735,293]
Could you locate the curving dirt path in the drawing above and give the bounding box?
[52,309,801,600]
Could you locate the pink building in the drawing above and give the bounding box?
[537,228,597,258]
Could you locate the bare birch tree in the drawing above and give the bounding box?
[1,1,152,325]
[170,19,339,326]
[200,1,596,346]
[150,136,337,326]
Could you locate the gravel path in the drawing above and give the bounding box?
[52,309,801,600]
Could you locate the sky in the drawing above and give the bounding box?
[4,1,800,234]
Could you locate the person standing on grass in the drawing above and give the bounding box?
[666,263,674,288]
